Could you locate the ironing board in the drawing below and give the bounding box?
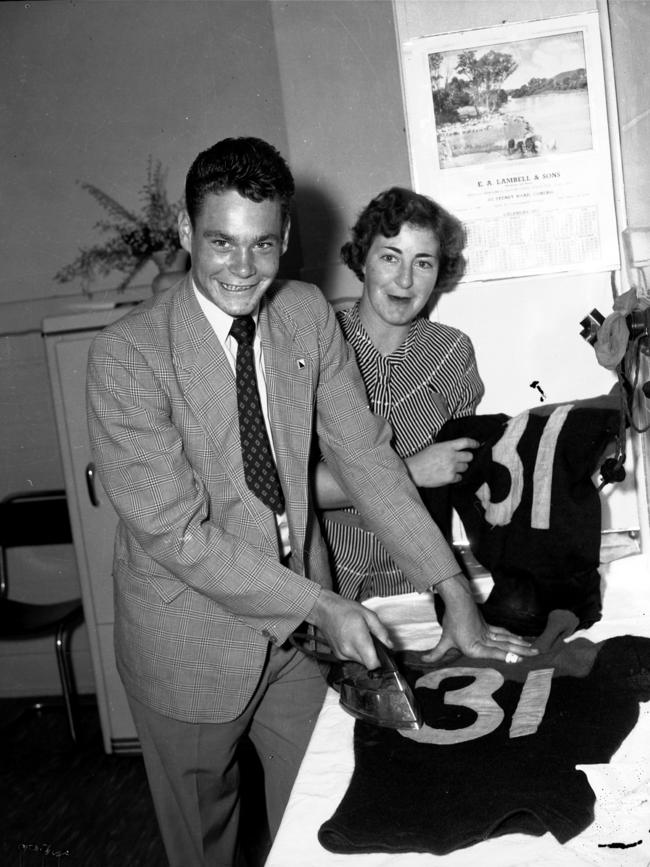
[265,553,650,867]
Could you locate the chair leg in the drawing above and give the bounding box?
[55,622,78,743]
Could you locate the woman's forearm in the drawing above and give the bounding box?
[313,462,353,509]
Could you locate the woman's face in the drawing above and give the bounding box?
[359,222,440,330]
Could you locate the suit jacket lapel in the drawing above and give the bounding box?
[259,298,313,473]
[258,296,315,557]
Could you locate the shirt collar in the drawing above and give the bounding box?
[341,300,419,361]
[192,279,259,344]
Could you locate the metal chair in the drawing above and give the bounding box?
[0,490,84,742]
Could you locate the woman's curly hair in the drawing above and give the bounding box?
[341,187,466,293]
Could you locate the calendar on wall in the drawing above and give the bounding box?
[400,11,620,283]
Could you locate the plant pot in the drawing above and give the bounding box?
[151,249,190,294]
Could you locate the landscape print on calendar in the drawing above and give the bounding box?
[431,30,593,169]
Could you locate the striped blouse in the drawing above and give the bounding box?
[321,302,484,600]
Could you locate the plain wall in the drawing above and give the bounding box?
[608,0,650,225]
[271,0,412,298]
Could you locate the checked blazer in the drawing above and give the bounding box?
[86,276,459,723]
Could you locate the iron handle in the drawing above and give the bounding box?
[290,628,339,663]
[290,629,392,677]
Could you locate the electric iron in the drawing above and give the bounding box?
[290,627,422,731]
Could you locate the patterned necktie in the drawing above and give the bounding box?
[229,316,285,514]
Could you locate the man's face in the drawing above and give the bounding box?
[179,189,289,317]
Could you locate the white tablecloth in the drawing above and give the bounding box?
[265,554,650,867]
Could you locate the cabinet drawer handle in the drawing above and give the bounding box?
[86,462,99,507]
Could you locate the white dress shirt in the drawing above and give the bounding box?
[193,282,290,557]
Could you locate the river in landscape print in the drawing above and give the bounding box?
[438,90,592,168]
[506,90,592,153]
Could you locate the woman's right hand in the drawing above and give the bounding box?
[406,438,479,487]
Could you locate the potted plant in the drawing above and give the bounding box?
[55,157,187,294]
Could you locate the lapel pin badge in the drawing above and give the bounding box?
[297,358,306,369]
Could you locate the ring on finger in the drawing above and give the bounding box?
[505,651,520,664]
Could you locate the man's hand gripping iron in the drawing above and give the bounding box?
[293,578,538,730]
[291,625,423,731]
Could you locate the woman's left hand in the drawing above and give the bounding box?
[406,438,479,488]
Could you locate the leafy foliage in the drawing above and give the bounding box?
[509,68,587,98]
[55,157,184,292]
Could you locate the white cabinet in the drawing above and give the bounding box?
[43,308,139,754]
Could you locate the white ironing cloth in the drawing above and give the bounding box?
[266,554,650,867]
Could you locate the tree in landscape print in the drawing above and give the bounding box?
[445,49,517,118]
[429,30,591,167]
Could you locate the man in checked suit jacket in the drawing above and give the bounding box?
[86,137,535,867]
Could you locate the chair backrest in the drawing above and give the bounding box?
[0,490,73,598]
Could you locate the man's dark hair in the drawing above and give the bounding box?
[341,186,466,293]
[185,136,295,227]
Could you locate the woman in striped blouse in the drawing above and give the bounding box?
[316,187,484,600]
